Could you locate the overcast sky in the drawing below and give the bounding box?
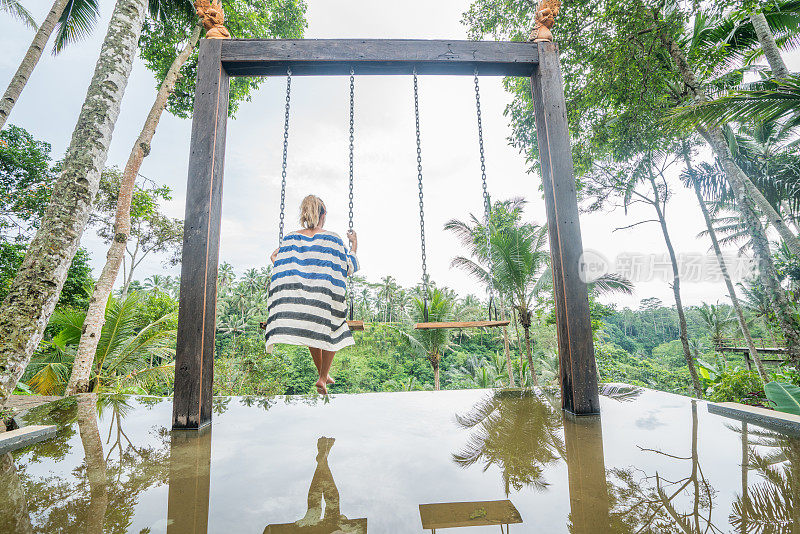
[3,0,796,309]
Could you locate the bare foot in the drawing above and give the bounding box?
[317,436,335,455]
[315,379,328,395]
[326,375,335,385]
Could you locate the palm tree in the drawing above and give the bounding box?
[739,277,783,346]
[406,288,454,390]
[696,0,797,78]
[672,2,800,259]
[446,199,548,386]
[683,121,800,373]
[217,262,236,293]
[451,354,492,388]
[0,0,151,404]
[662,12,800,369]
[66,0,202,395]
[0,0,102,129]
[682,137,788,383]
[142,274,171,293]
[696,303,735,351]
[378,275,399,322]
[26,292,176,394]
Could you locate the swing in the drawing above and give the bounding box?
[411,68,509,331]
[262,67,364,333]
[173,39,602,429]
[263,67,507,332]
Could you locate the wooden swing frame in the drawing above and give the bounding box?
[172,39,599,429]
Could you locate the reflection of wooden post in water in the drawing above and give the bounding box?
[563,413,610,533]
[167,427,212,534]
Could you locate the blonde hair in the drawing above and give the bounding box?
[299,195,326,229]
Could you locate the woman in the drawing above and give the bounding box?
[266,195,359,394]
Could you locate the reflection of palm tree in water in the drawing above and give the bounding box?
[453,390,564,495]
[264,437,366,534]
[730,424,800,531]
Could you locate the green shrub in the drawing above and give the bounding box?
[707,369,766,406]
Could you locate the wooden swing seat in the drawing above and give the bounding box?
[259,320,364,331]
[414,320,510,330]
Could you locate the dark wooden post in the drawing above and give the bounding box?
[167,427,212,532]
[531,42,600,415]
[173,39,229,429]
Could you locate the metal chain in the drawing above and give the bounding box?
[413,69,429,320]
[267,67,292,342]
[348,67,356,320]
[278,67,292,242]
[348,67,355,233]
[474,68,495,319]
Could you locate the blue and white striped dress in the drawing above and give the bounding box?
[265,230,360,352]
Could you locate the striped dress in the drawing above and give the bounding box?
[265,230,360,352]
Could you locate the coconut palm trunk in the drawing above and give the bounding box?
[682,145,767,382]
[517,308,539,387]
[66,22,202,395]
[501,305,515,387]
[430,355,440,390]
[750,11,790,79]
[512,307,525,382]
[0,0,71,130]
[0,0,148,403]
[660,29,800,367]
[647,171,704,397]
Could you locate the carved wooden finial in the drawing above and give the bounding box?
[195,0,231,39]
[529,0,560,42]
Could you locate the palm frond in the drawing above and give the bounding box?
[53,0,100,55]
[693,1,800,64]
[451,256,490,286]
[95,292,143,370]
[672,75,800,131]
[111,362,175,393]
[27,362,69,395]
[1,0,37,29]
[589,273,634,296]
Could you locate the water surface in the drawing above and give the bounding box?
[1,387,798,533]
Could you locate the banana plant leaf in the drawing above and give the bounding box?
[764,381,800,416]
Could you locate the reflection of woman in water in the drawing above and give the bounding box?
[297,437,341,528]
[264,437,366,534]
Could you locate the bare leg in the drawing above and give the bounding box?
[308,347,323,375]
[309,347,329,395]
[296,437,335,527]
[320,350,336,386]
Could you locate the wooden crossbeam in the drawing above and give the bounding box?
[220,39,539,77]
[718,346,787,354]
[414,320,510,330]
